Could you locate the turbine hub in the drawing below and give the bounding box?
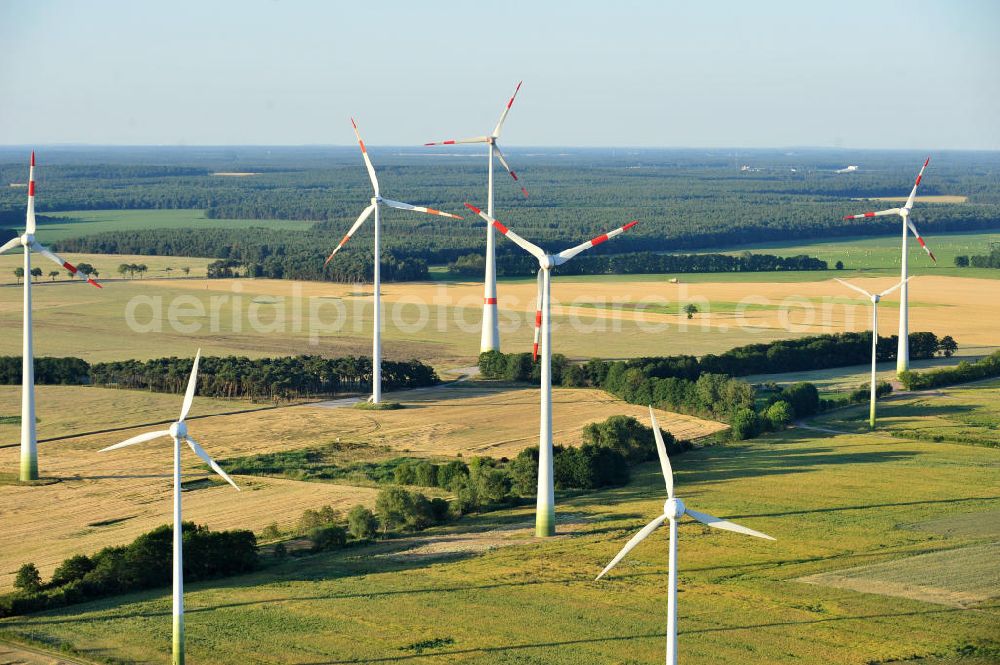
[664,497,686,519]
[540,255,554,270]
[20,233,32,246]
[169,421,187,439]
[372,197,380,204]
[872,294,880,304]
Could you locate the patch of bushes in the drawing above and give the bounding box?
[899,351,1000,390]
[0,523,258,618]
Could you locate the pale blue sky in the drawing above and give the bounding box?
[1,0,998,149]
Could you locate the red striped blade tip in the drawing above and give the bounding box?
[623,221,639,231]
[463,203,482,214]
[30,151,35,166]
[88,279,102,289]
[923,157,930,167]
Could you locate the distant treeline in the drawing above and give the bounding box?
[0,523,257,618]
[0,355,439,401]
[624,331,955,381]
[0,356,90,385]
[954,247,1000,269]
[449,251,828,277]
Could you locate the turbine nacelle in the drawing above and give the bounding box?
[169,421,188,440]
[20,233,33,246]
[540,255,554,270]
[664,497,686,519]
[871,294,881,304]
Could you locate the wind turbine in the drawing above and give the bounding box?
[100,350,239,665]
[425,82,528,353]
[596,407,775,665]
[465,203,638,536]
[834,277,909,429]
[0,152,101,481]
[842,158,936,377]
[325,119,463,404]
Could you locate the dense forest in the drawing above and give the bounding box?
[0,355,439,401]
[2,147,997,280]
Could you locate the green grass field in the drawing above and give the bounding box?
[811,379,1000,447]
[1,383,997,664]
[33,209,316,242]
[709,230,1000,275]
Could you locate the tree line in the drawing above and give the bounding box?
[622,331,954,381]
[448,250,828,277]
[954,246,1000,269]
[0,355,439,401]
[1,523,257,618]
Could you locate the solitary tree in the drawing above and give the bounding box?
[13,267,24,285]
[48,270,60,281]
[14,563,42,593]
[136,264,148,279]
[684,303,699,319]
[117,263,131,279]
[954,255,970,268]
[182,266,191,276]
[30,267,43,282]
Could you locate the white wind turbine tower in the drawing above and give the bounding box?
[425,82,528,353]
[465,203,638,536]
[100,350,239,665]
[325,119,463,404]
[596,407,775,665]
[842,158,936,377]
[834,277,909,429]
[0,152,102,481]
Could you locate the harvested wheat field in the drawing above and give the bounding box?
[155,274,1000,349]
[0,380,722,590]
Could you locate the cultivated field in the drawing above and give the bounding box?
[36,209,316,241]
[0,251,215,280]
[1,393,996,664]
[0,380,724,589]
[0,273,995,373]
[710,230,1000,273]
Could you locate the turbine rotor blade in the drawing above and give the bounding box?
[100,429,171,452]
[493,143,529,198]
[906,219,937,262]
[424,135,490,146]
[555,221,639,265]
[463,203,547,262]
[904,157,931,211]
[380,198,463,219]
[843,208,900,221]
[595,513,668,581]
[179,349,201,422]
[325,204,375,265]
[879,276,911,298]
[26,152,36,234]
[532,268,542,360]
[185,436,240,491]
[834,278,874,299]
[492,80,523,138]
[350,118,379,196]
[685,508,775,541]
[30,241,102,288]
[0,237,21,255]
[648,406,674,498]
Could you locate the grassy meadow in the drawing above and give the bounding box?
[36,209,316,241]
[1,392,997,664]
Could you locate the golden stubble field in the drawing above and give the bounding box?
[0,381,724,590]
[1,273,996,372]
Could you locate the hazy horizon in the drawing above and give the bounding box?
[2,0,998,150]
